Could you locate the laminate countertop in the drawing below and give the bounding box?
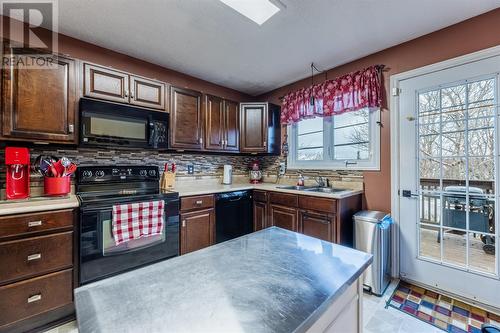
[74,227,372,333]
[0,194,79,216]
[171,181,363,199]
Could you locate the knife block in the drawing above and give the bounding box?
[161,172,176,190]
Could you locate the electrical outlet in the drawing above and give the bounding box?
[187,164,194,174]
[279,162,286,176]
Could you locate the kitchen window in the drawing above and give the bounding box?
[287,108,381,170]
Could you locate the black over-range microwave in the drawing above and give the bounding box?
[79,98,168,149]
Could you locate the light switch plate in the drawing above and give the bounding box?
[187,165,194,174]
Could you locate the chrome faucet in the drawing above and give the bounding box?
[315,176,327,187]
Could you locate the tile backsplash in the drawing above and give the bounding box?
[0,147,364,191]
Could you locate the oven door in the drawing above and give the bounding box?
[79,197,179,285]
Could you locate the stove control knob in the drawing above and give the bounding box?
[96,170,105,178]
[82,170,93,178]
[148,170,156,176]
[140,170,147,176]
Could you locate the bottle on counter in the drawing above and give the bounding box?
[297,173,305,187]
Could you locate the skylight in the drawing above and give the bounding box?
[219,0,280,25]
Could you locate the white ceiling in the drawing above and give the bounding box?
[54,0,500,96]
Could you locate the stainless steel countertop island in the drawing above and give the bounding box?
[75,227,372,333]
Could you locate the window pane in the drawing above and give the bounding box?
[298,117,323,134]
[334,144,369,160]
[298,132,323,149]
[334,110,369,128]
[298,148,323,161]
[334,123,369,146]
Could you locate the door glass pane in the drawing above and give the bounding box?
[419,225,441,261]
[442,228,466,267]
[418,77,498,274]
[468,232,496,274]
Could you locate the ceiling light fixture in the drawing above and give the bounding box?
[219,0,282,25]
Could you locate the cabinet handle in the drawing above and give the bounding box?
[28,220,42,227]
[27,253,42,261]
[27,294,42,303]
[195,200,203,205]
[302,214,330,225]
[199,137,203,144]
[68,125,74,133]
[182,220,186,227]
[263,141,267,147]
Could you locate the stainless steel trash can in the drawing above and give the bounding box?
[354,211,391,296]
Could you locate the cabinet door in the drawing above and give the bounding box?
[170,87,203,149]
[130,75,166,110]
[84,63,129,103]
[299,210,336,242]
[180,208,214,255]
[269,204,298,232]
[240,103,267,153]
[2,52,76,142]
[253,201,268,231]
[224,100,240,151]
[204,95,224,151]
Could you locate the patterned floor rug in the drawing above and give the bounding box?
[386,280,500,333]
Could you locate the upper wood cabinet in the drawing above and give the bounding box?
[83,63,166,110]
[84,63,129,104]
[170,87,203,150]
[130,75,166,110]
[224,100,240,152]
[240,102,281,154]
[204,96,240,152]
[1,50,77,143]
[204,95,224,151]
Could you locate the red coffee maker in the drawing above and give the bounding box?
[5,147,30,200]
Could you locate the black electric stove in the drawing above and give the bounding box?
[76,165,179,285]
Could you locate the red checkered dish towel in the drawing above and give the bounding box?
[112,200,165,245]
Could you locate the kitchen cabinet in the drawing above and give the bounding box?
[224,100,240,152]
[204,95,225,150]
[269,204,298,232]
[130,75,166,110]
[180,209,215,255]
[0,209,76,333]
[170,87,203,150]
[1,49,77,143]
[83,63,166,110]
[252,190,362,246]
[204,96,240,152]
[180,194,215,255]
[240,102,281,154]
[299,210,336,242]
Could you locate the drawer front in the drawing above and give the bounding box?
[0,269,73,328]
[181,195,214,211]
[0,232,73,284]
[299,196,337,214]
[253,190,268,203]
[0,209,74,240]
[269,192,298,207]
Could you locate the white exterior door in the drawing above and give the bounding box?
[398,54,500,308]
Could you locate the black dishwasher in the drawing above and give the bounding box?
[215,190,253,243]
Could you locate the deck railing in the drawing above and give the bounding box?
[419,178,494,224]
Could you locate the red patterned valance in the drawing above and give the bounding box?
[281,65,383,124]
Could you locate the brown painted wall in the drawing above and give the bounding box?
[1,16,251,102]
[257,8,500,212]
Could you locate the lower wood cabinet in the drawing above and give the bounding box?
[299,210,336,243]
[269,204,298,232]
[0,209,76,333]
[180,208,215,255]
[253,201,268,231]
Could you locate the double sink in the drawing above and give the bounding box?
[276,185,346,194]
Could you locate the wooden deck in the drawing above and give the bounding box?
[420,227,496,274]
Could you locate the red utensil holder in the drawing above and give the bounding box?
[44,177,71,196]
